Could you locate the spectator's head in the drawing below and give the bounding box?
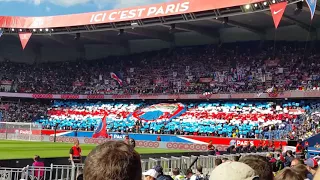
[142,169,159,180]
[209,161,258,180]
[33,155,40,162]
[286,150,293,157]
[172,168,180,176]
[305,158,319,175]
[153,165,163,175]
[291,158,303,167]
[275,168,303,180]
[215,159,223,167]
[129,138,136,148]
[185,169,194,179]
[74,139,80,147]
[233,155,240,162]
[196,165,203,174]
[240,155,273,180]
[292,164,308,179]
[84,141,142,180]
[222,158,229,163]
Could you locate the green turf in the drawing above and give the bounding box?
[0,140,187,160]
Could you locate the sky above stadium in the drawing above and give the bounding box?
[0,0,170,17]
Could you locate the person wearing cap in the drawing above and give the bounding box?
[143,169,159,180]
[305,158,319,180]
[209,161,258,180]
[153,165,173,180]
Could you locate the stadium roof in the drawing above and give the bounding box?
[0,0,318,48]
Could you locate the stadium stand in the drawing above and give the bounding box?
[0,42,319,95]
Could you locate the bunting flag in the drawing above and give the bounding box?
[92,115,108,138]
[0,29,3,38]
[270,2,288,29]
[110,72,123,86]
[18,32,32,50]
[306,0,317,19]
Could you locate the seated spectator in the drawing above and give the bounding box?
[239,155,273,180]
[152,165,173,180]
[84,141,141,180]
[305,158,319,179]
[185,169,197,180]
[275,168,304,180]
[143,169,159,180]
[171,168,184,180]
[209,161,258,180]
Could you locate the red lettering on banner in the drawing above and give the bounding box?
[32,94,53,99]
[87,95,104,99]
[268,92,278,98]
[61,95,80,99]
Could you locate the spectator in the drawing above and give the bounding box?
[222,158,229,163]
[209,161,258,180]
[77,168,84,180]
[83,141,142,180]
[185,169,197,180]
[171,168,184,180]
[32,155,44,179]
[233,155,241,162]
[305,158,319,179]
[292,164,310,180]
[275,168,304,180]
[214,159,223,167]
[239,155,274,180]
[284,150,295,167]
[153,165,173,180]
[143,169,159,180]
[291,158,304,167]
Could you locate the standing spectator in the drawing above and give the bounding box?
[69,139,82,164]
[84,141,142,180]
[32,155,44,179]
[284,150,295,167]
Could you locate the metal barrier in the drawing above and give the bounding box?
[0,152,272,180]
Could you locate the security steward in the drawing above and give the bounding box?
[69,139,82,164]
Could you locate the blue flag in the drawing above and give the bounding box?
[0,29,3,38]
[306,0,317,19]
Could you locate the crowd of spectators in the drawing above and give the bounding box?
[0,41,320,95]
[82,140,320,180]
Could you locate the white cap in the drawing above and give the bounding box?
[142,169,159,178]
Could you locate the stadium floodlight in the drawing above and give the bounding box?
[11,28,15,31]
[45,28,49,32]
[272,0,276,3]
[245,4,251,9]
[40,29,43,32]
[263,2,268,6]
[254,3,258,7]
[33,29,36,32]
[19,29,22,32]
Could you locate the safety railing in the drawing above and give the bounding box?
[0,152,272,180]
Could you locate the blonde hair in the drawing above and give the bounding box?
[275,168,304,180]
[292,164,308,178]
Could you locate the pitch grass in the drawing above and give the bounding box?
[0,140,188,160]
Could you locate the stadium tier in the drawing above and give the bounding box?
[29,100,317,140]
[0,42,320,95]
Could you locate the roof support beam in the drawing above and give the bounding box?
[282,14,317,32]
[119,28,174,43]
[209,19,265,36]
[162,24,220,39]
[75,33,127,47]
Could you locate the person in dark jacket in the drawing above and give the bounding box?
[153,165,173,180]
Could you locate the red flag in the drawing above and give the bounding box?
[18,32,32,50]
[110,72,123,86]
[92,115,108,138]
[270,2,287,29]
